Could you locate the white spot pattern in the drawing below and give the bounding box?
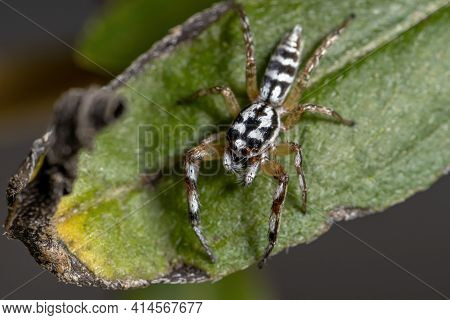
[233,122,246,134]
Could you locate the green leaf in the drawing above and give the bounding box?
[56,0,449,285]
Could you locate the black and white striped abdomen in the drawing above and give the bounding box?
[260,25,303,106]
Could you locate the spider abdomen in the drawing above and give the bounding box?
[227,102,280,157]
[260,25,303,106]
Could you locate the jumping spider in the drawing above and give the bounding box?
[181,3,355,267]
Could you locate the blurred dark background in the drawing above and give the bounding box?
[1,0,449,299]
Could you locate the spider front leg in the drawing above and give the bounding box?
[258,159,289,268]
[283,103,354,129]
[284,14,355,111]
[178,86,241,118]
[184,133,224,262]
[233,2,259,101]
[272,142,307,213]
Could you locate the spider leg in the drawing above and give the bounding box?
[284,14,355,111]
[283,103,354,130]
[271,142,307,213]
[258,159,289,268]
[233,2,259,101]
[178,86,241,118]
[184,133,224,262]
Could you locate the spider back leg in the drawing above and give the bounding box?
[260,25,304,106]
[177,86,241,118]
[233,2,259,101]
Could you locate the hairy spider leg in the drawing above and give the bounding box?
[177,86,241,118]
[284,14,355,112]
[258,159,289,268]
[271,142,307,213]
[283,103,354,130]
[233,2,259,101]
[184,133,225,262]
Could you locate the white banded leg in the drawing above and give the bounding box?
[184,134,224,262]
[258,160,289,268]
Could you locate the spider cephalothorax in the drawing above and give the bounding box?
[181,2,355,267]
[224,102,280,176]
